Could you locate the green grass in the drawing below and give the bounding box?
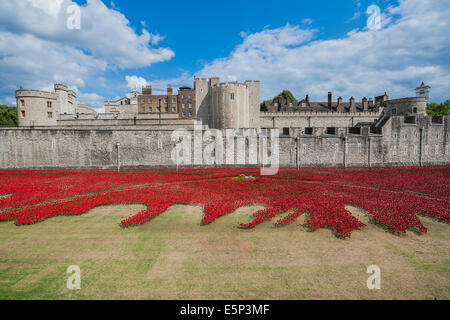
[0,203,449,299]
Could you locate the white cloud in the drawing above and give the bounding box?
[125,72,194,94]
[195,0,450,102]
[125,75,149,92]
[301,18,313,26]
[0,0,174,105]
[347,11,361,22]
[78,92,105,112]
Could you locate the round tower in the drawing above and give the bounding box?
[55,84,76,115]
[15,89,58,126]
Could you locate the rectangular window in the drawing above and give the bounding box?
[181,94,184,99]
[188,103,192,109]
[164,107,168,113]
[282,127,290,136]
[188,95,192,99]
[189,112,192,117]
[392,108,397,115]
[230,93,235,100]
[182,112,186,117]
[304,127,313,135]
[349,127,361,135]
[141,107,145,112]
[21,110,25,118]
[141,98,145,103]
[164,98,167,103]
[148,98,152,103]
[326,127,336,135]
[182,103,185,109]
[47,112,52,118]
[157,107,161,112]
[172,97,176,103]
[47,101,52,108]
[172,107,176,112]
[20,100,25,107]
[413,107,418,113]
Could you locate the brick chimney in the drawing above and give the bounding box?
[328,92,332,107]
[337,96,344,112]
[305,94,310,105]
[362,97,368,111]
[368,98,374,108]
[167,84,173,96]
[142,85,152,95]
[349,97,356,112]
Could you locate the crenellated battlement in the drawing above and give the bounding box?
[261,111,382,117]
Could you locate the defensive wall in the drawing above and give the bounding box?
[0,115,448,169]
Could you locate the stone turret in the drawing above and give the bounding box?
[415,82,430,100]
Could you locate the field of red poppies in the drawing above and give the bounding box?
[0,166,449,239]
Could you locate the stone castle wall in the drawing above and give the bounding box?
[1,116,448,169]
[260,111,382,129]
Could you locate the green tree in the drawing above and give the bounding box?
[0,105,18,126]
[274,90,297,102]
[260,102,267,112]
[427,100,450,116]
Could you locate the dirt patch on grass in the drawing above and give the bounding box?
[85,203,148,217]
[346,204,372,225]
[139,203,205,232]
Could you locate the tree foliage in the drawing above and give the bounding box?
[275,90,297,102]
[427,100,450,116]
[0,105,17,127]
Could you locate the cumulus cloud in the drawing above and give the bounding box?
[196,0,450,102]
[0,0,174,105]
[77,92,105,111]
[125,72,193,94]
[125,75,149,92]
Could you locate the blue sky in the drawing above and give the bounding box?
[0,0,449,110]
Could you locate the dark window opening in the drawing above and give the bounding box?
[432,116,443,124]
[349,127,361,135]
[326,127,336,135]
[392,108,397,115]
[304,127,313,135]
[282,127,290,136]
[404,116,416,124]
[413,107,418,113]
[370,126,382,135]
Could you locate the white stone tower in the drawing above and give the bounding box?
[415,82,430,100]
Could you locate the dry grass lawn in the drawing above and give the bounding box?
[0,203,449,299]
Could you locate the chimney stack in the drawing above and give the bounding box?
[349,97,356,112]
[362,97,368,111]
[142,85,152,95]
[328,92,332,107]
[337,96,344,112]
[305,94,310,105]
[368,98,374,108]
[167,84,173,95]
